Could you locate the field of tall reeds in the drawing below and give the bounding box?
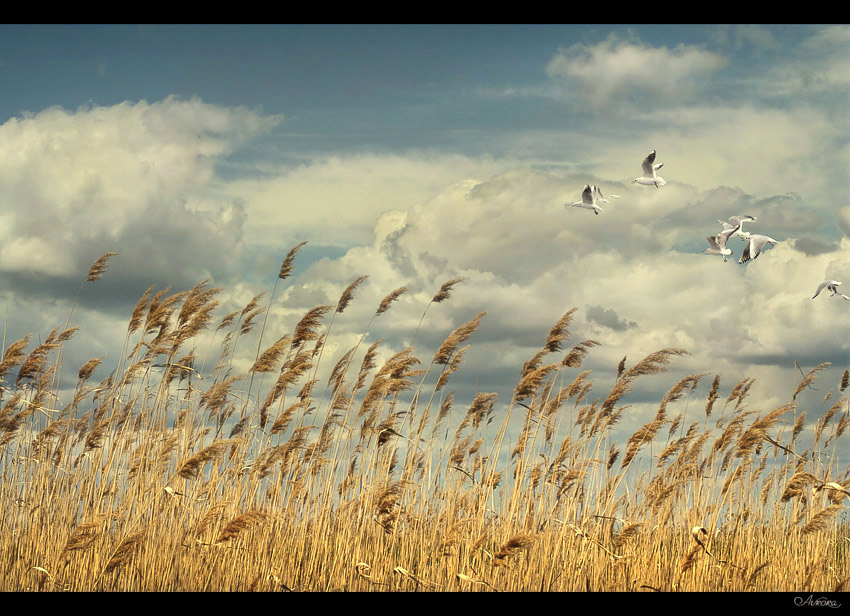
[1,248,848,592]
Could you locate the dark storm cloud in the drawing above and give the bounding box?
[586,304,638,331]
[791,236,841,256]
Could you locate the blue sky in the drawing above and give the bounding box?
[1,24,848,464]
[1,25,823,160]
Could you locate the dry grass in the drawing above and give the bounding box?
[0,246,847,592]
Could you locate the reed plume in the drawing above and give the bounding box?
[493,534,537,566]
[432,277,464,303]
[433,311,486,365]
[794,362,830,400]
[544,308,576,353]
[562,340,600,368]
[802,505,843,535]
[0,335,31,381]
[376,286,407,316]
[103,530,146,574]
[85,252,119,282]
[278,241,308,280]
[176,438,242,479]
[336,275,368,314]
[216,510,270,543]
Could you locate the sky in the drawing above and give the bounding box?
[1,24,848,466]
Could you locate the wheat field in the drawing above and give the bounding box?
[1,248,848,592]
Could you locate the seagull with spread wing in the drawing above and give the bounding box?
[812,280,849,300]
[631,150,666,188]
[568,184,604,215]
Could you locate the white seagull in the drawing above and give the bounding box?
[739,234,778,264]
[703,235,732,262]
[568,184,604,215]
[702,223,739,262]
[718,215,758,241]
[632,150,666,188]
[812,280,849,300]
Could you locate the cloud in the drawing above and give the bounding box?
[723,25,850,101]
[0,96,277,299]
[223,152,508,251]
[791,236,840,256]
[710,25,780,53]
[586,305,637,331]
[533,30,847,208]
[839,205,850,238]
[624,106,843,199]
[545,35,727,110]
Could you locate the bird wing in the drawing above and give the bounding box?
[729,215,756,227]
[752,235,775,252]
[812,281,830,298]
[716,226,738,250]
[641,150,657,177]
[582,184,594,205]
[739,239,753,263]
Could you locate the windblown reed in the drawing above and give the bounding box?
[0,243,846,592]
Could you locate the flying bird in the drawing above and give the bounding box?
[568,184,604,215]
[739,234,778,264]
[703,235,732,262]
[632,150,666,188]
[702,223,739,262]
[812,280,849,300]
[718,215,758,240]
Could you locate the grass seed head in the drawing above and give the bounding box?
[85,252,118,282]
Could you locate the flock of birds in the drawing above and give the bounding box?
[566,149,846,302]
[703,214,779,265]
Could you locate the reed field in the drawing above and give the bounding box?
[1,248,848,592]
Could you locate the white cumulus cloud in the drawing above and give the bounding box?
[0,96,277,288]
[545,35,727,110]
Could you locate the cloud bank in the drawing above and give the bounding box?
[0,96,276,295]
[546,35,727,110]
